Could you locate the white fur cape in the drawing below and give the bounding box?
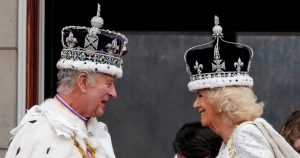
[5,98,116,158]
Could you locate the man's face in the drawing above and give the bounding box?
[83,73,117,117]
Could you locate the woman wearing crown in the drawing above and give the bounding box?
[183,16,299,158]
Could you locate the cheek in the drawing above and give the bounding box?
[89,88,104,97]
[201,100,210,109]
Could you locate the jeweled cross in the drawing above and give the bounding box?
[212,59,225,72]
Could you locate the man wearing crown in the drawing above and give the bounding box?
[5,3,128,158]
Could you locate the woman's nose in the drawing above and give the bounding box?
[193,98,200,109]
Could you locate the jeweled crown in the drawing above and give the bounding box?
[57,3,128,78]
[184,16,253,91]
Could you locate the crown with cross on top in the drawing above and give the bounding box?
[56,3,128,78]
[184,15,254,91]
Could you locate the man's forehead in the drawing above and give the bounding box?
[97,73,117,81]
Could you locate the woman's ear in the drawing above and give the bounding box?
[77,72,89,93]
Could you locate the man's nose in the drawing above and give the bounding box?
[109,83,117,98]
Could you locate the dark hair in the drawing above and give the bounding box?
[173,122,222,158]
[279,110,300,146]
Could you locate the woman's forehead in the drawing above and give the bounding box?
[196,88,211,93]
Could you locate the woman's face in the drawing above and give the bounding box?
[193,89,220,128]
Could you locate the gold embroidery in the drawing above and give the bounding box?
[85,139,96,158]
[71,133,88,158]
[71,133,96,158]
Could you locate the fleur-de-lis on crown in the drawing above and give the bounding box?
[194,61,203,74]
[106,38,119,55]
[234,57,244,72]
[66,32,77,48]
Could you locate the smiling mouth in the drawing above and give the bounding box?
[199,109,205,115]
[101,100,108,105]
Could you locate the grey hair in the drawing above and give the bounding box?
[56,69,100,94]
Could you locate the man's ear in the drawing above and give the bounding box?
[77,72,89,93]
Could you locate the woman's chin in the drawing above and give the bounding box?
[200,118,208,127]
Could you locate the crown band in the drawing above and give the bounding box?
[188,75,253,91]
[190,71,249,81]
[60,49,123,68]
[56,59,123,78]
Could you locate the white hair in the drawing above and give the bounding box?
[56,69,100,94]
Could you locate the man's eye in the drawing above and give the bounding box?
[106,82,113,87]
